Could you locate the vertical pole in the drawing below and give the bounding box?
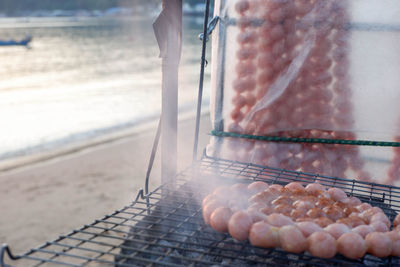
[193,0,211,162]
[157,0,182,190]
[211,0,226,158]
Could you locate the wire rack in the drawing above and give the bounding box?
[2,154,400,267]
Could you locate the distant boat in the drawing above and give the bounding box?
[0,36,32,46]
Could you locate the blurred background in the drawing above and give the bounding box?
[0,0,211,163]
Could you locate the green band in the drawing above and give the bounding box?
[210,130,400,147]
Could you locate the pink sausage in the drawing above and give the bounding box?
[202,193,218,207]
[248,190,278,204]
[291,208,307,220]
[361,207,384,222]
[269,184,283,191]
[203,199,222,225]
[232,94,246,109]
[288,38,301,55]
[268,8,286,23]
[211,186,231,201]
[272,195,293,206]
[307,208,326,219]
[246,208,268,223]
[283,17,296,33]
[356,203,372,212]
[370,212,390,229]
[279,225,308,253]
[257,53,274,69]
[296,1,314,16]
[387,231,400,256]
[228,211,253,241]
[308,231,337,258]
[235,0,250,15]
[247,201,267,211]
[230,182,249,193]
[284,182,305,193]
[305,183,326,195]
[293,200,315,211]
[260,206,275,216]
[271,40,286,58]
[236,47,256,61]
[393,213,400,228]
[337,232,367,259]
[324,223,350,240]
[210,207,233,233]
[245,94,256,107]
[352,225,374,239]
[327,187,347,202]
[274,204,293,216]
[269,24,285,41]
[237,17,251,30]
[233,78,256,93]
[237,31,257,44]
[370,221,389,233]
[235,62,256,78]
[247,181,269,194]
[266,213,294,227]
[314,217,334,228]
[323,205,344,221]
[365,232,392,258]
[257,69,274,86]
[296,221,323,238]
[347,196,362,206]
[249,221,280,248]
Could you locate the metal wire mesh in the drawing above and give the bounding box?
[3,154,400,266]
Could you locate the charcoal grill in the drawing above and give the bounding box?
[2,153,400,266]
[3,1,400,266]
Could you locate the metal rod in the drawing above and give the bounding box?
[224,18,400,32]
[193,0,212,161]
[145,118,161,196]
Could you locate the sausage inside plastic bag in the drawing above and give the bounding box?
[208,0,400,184]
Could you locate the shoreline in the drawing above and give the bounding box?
[0,110,209,174]
[0,118,159,173]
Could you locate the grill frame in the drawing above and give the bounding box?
[2,153,400,267]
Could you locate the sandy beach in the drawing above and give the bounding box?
[0,113,211,257]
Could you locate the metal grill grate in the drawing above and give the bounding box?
[2,154,400,266]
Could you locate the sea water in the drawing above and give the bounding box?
[0,16,210,160]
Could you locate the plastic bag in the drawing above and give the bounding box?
[208,0,400,185]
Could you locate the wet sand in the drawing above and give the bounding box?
[0,113,211,256]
